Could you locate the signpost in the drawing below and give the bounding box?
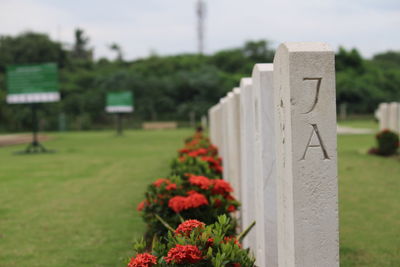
[105,91,134,135]
[6,63,60,153]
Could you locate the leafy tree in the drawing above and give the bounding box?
[109,43,123,62]
[335,47,365,73]
[0,32,67,72]
[71,28,92,61]
[0,30,399,131]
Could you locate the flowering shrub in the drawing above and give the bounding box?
[128,215,255,267]
[138,174,239,238]
[171,132,223,178]
[369,129,399,156]
[128,253,157,267]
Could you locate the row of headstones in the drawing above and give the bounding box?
[375,102,400,133]
[208,43,339,267]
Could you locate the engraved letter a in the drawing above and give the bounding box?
[301,124,330,160]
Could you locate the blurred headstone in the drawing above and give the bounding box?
[227,89,241,201]
[379,103,389,130]
[238,77,257,251]
[201,115,207,130]
[252,63,277,266]
[388,102,399,133]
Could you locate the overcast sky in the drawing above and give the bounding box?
[1,0,399,60]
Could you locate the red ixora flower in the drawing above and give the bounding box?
[166,183,177,191]
[153,178,171,187]
[227,205,236,212]
[212,179,233,195]
[186,190,198,196]
[187,148,209,157]
[189,175,212,190]
[186,192,209,209]
[179,148,190,154]
[127,253,157,267]
[136,200,149,212]
[165,244,203,264]
[175,219,205,236]
[168,193,209,213]
[213,164,223,174]
[200,156,223,174]
[168,196,189,213]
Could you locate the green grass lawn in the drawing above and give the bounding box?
[0,129,191,267]
[338,118,379,130]
[339,133,400,266]
[0,128,399,266]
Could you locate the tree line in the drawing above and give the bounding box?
[0,30,399,132]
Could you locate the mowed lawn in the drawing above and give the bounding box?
[338,121,400,266]
[0,125,399,266]
[0,129,191,267]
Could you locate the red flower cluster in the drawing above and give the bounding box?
[175,219,205,236]
[167,196,187,213]
[176,133,222,175]
[127,253,157,267]
[189,175,212,189]
[153,178,171,187]
[187,192,209,207]
[165,183,177,191]
[212,179,233,196]
[178,148,190,154]
[137,200,149,211]
[227,205,236,212]
[201,156,223,174]
[165,244,203,264]
[187,148,208,157]
[168,192,209,213]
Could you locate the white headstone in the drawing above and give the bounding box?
[273,43,339,267]
[239,77,257,250]
[380,103,390,130]
[214,104,223,153]
[397,103,400,134]
[226,89,242,199]
[220,97,230,181]
[388,102,399,133]
[201,115,208,131]
[374,105,381,121]
[208,106,216,144]
[252,63,278,266]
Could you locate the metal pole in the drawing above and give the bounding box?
[117,113,123,135]
[32,104,38,146]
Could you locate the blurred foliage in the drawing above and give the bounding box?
[0,31,399,132]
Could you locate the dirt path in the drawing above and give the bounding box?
[337,126,375,135]
[0,134,50,147]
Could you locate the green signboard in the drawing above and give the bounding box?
[106,91,134,113]
[6,63,60,104]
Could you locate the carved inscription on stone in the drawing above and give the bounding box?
[301,124,330,160]
[300,77,329,160]
[302,77,322,114]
